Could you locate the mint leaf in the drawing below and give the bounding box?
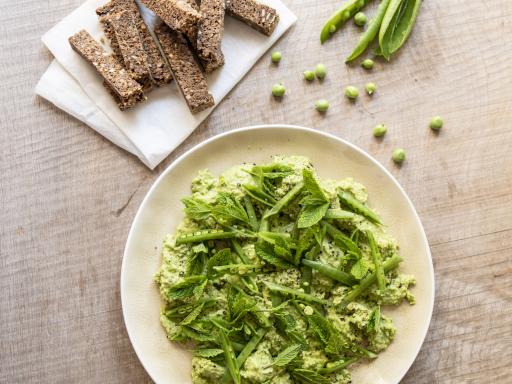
[298,203,329,228]
[270,344,303,367]
[292,369,330,384]
[193,348,224,358]
[255,242,294,269]
[180,301,206,325]
[302,169,328,202]
[206,248,232,278]
[167,276,207,300]
[350,257,369,279]
[298,169,330,228]
[366,306,381,334]
[182,197,212,220]
[211,192,250,225]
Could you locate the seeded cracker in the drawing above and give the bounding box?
[225,0,279,36]
[69,30,145,110]
[197,0,225,73]
[154,23,214,114]
[97,0,172,87]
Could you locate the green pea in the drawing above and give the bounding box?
[344,86,359,100]
[430,116,443,130]
[361,59,374,70]
[315,99,330,112]
[373,124,387,137]
[392,148,406,164]
[314,63,327,79]
[272,83,286,97]
[365,82,377,95]
[271,51,282,63]
[354,12,367,27]
[304,70,315,81]
[329,25,336,34]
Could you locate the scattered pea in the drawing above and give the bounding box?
[315,99,330,112]
[303,306,314,316]
[315,63,327,79]
[344,86,359,100]
[365,82,377,95]
[354,12,367,27]
[430,116,443,131]
[373,124,387,137]
[271,51,282,63]
[304,70,315,81]
[392,148,406,164]
[272,83,286,97]
[362,59,374,70]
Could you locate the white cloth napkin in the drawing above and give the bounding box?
[35,0,297,169]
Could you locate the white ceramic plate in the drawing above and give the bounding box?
[122,125,435,384]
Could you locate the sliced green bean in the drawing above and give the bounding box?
[231,240,259,293]
[346,0,392,62]
[176,229,252,244]
[243,184,276,207]
[264,182,304,219]
[220,330,266,383]
[218,329,241,384]
[367,230,385,291]
[324,222,361,256]
[301,244,320,293]
[318,357,359,374]
[340,255,402,307]
[244,196,259,232]
[324,208,359,221]
[264,281,329,305]
[338,191,381,224]
[320,0,372,44]
[379,0,422,59]
[302,259,358,287]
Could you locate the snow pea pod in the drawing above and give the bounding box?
[320,0,372,44]
[379,0,422,59]
[346,0,392,62]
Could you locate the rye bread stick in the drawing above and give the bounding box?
[196,0,225,73]
[154,23,214,114]
[97,0,173,87]
[225,0,279,36]
[108,9,153,88]
[140,0,202,36]
[69,30,145,110]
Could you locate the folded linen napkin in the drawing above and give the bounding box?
[35,0,297,169]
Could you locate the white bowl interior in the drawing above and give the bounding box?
[122,125,434,384]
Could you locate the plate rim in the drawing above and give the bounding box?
[121,124,435,383]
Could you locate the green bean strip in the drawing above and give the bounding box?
[338,191,381,224]
[264,182,304,219]
[243,184,276,206]
[318,357,359,374]
[259,211,269,232]
[264,281,329,305]
[340,255,402,307]
[301,244,320,293]
[324,222,361,256]
[346,0,392,62]
[320,0,372,44]
[221,329,267,383]
[218,329,241,384]
[324,208,359,221]
[367,230,385,291]
[244,196,259,232]
[231,239,259,293]
[176,230,247,244]
[302,259,358,287]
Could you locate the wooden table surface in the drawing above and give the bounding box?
[2,0,512,382]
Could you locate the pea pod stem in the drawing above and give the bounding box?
[301,244,321,293]
[341,254,402,307]
[264,281,329,305]
[302,259,358,287]
[317,357,359,374]
[324,208,359,221]
[231,239,259,293]
[346,0,392,62]
[324,222,361,256]
[366,230,386,291]
[218,329,241,384]
[338,191,381,224]
[244,196,259,232]
[320,0,372,44]
[264,182,304,219]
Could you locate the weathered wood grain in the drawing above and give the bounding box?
[1,0,512,383]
